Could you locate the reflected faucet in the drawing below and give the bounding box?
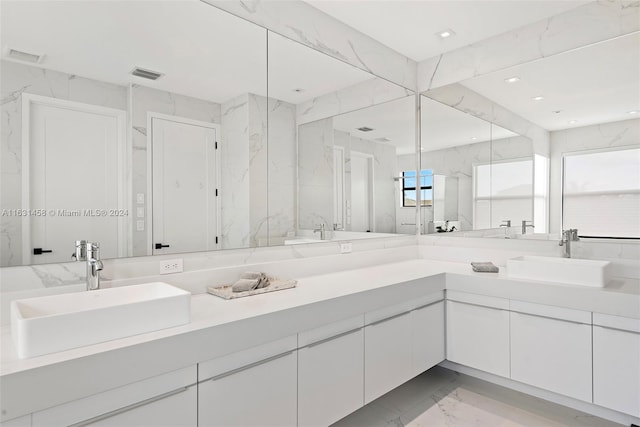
[73,240,103,290]
[313,224,328,240]
[521,220,534,235]
[500,220,511,228]
[559,229,579,258]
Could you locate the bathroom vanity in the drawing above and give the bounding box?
[1,253,638,426]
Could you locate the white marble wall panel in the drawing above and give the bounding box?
[549,118,640,234]
[423,84,549,156]
[267,99,297,242]
[0,61,127,267]
[297,78,413,126]
[418,0,640,92]
[298,118,334,229]
[203,0,416,91]
[248,94,269,247]
[130,85,221,256]
[221,94,251,249]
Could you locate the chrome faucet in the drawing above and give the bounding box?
[313,224,328,240]
[559,229,579,258]
[73,240,103,290]
[500,220,511,228]
[521,220,534,234]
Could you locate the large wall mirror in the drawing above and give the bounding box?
[266,32,416,246]
[1,0,267,266]
[420,31,639,239]
[1,1,419,268]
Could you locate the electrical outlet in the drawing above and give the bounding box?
[340,242,352,254]
[160,258,183,275]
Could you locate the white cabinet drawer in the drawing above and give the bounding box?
[446,300,510,378]
[510,311,592,402]
[411,300,445,376]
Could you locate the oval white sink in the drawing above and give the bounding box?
[507,256,611,288]
[11,282,190,359]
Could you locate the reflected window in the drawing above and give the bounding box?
[402,170,433,207]
[563,147,640,238]
[473,159,533,229]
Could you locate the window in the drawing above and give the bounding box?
[402,169,433,207]
[473,159,533,229]
[563,147,640,238]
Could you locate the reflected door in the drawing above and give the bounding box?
[26,95,125,264]
[151,116,219,255]
[351,152,374,232]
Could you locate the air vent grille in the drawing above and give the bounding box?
[357,127,374,132]
[7,48,42,63]
[131,67,164,81]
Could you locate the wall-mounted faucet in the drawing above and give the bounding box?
[73,240,103,290]
[500,220,511,228]
[559,229,579,258]
[313,224,328,240]
[521,220,534,235]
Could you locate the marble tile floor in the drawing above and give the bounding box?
[332,366,621,427]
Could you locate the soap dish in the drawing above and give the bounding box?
[207,278,297,300]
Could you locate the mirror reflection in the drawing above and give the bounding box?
[1,0,269,266]
[266,32,416,245]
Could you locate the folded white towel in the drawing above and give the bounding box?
[232,278,260,292]
[240,271,271,289]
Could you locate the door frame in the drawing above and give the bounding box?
[350,151,375,232]
[21,93,128,264]
[146,112,221,255]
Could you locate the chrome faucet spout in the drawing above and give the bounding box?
[521,220,534,234]
[559,229,579,258]
[74,241,103,290]
[313,224,328,240]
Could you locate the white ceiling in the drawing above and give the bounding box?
[461,32,640,131]
[1,0,379,105]
[304,0,588,62]
[421,96,518,152]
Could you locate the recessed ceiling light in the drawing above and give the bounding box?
[532,96,544,101]
[504,76,520,83]
[568,120,578,124]
[628,110,639,115]
[436,29,456,39]
[471,137,478,140]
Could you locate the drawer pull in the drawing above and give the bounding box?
[204,350,295,383]
[69,386,190,427]
[304,328,361,349]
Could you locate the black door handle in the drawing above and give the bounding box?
[33,248,53,255]
[155,243,170,250]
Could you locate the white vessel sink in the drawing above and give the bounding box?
[11,282,190,359]
[507,256,611,287]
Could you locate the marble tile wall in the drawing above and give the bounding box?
[0,61,128,267]
[130,85,222,256]
[298,118,334,230]
[297,77,414,126]
[549,118,640,234]
[203,0,416,91]
[417,0,640,92]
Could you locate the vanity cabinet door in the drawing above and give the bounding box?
[298,328,364,426]
[446,299,510,377]
[31,366,197,427]
[510,304,592,402]
[364,312,413,404]
[593,317,640,416]
[198,350,297,427]
[411,301,445,377]
[1,415,31,427]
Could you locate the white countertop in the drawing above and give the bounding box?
[1,257,639,421]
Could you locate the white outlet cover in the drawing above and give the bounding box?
[340,242,352,254]
[136,220,145,231]
[136,193,145,204]
[160,258,183,275]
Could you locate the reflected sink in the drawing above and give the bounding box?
[11,282,190,359]
[507,256,611,287]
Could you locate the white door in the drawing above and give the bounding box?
[151,116,219,255]
[351,151,373,232]
[26,95,125,264]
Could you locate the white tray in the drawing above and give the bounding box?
[207,279,297,299]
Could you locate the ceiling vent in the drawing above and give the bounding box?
[5,48,43,64]
[357,127,374,132]
[131,67,164,81]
